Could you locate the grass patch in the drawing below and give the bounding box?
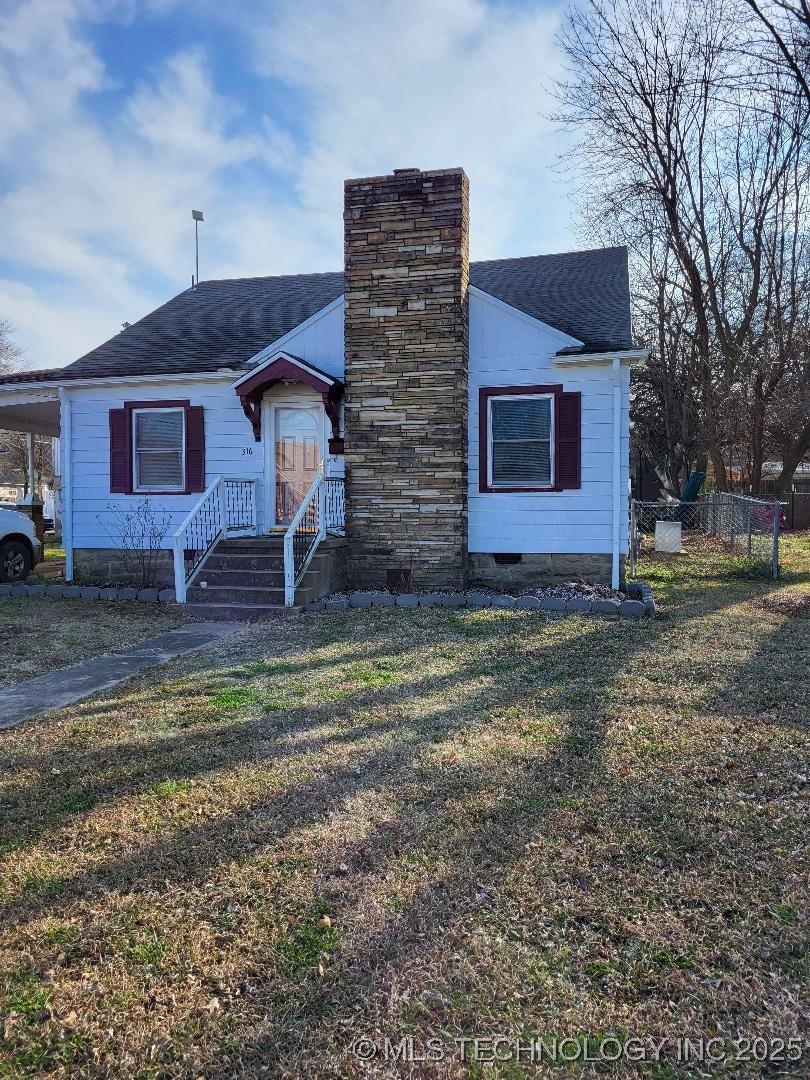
[275,907,343,977]
[0,597,182,690]
[0,540,806,1075]
[211,686,262,709]
[149,778,190,800]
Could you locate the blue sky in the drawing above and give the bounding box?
[0,0,578,370]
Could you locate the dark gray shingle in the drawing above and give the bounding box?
[0,247,632,385]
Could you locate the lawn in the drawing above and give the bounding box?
[0,599,183,690]
[0,540,807,1077]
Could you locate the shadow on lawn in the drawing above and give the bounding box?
[0,614,624,913]
[0,573,766,883]
[1,572,805,1074]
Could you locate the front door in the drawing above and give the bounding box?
[273,406,322,527]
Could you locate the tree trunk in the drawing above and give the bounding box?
[774,419,810,492]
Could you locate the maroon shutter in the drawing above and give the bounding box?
[109,408,131,493]
[556,391,581,489]
[185,405,205,492]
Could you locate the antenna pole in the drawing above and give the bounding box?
[191,210,204,285]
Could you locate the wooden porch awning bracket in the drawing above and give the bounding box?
[234,353,344,450]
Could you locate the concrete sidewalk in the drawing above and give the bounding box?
[0,623,242,730]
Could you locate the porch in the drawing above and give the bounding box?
[172,469,346,613]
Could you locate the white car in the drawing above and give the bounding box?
[0,508,43,584]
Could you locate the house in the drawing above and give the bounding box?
[0,167,645,612]
[0,469,25,504]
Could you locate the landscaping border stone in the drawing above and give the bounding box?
[0,578,657,618]
[0,582,178,604]
[306,585,657,619]
[626,580,657,617]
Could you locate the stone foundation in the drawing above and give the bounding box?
[303,537,348,601]
[73,548,174,587]
[467,552,621,589]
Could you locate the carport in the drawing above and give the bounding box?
[0,371,63,557]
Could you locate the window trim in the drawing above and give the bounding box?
[122,400,192,495]
[479,384,564,493]
[131,406,186,493]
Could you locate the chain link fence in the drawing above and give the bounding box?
[630,492,784,579]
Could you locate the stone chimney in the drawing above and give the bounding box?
[343,167,470,590]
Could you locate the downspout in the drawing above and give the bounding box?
[58,387,73,581]
[611,357,622,591]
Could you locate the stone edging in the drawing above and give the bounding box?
[625,581,656,617]
[308,585,655,619]
[0,583,176,604]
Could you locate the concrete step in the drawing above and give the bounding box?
[187,584,316,606]
[216,538,285,554]
[187,584,284,605]
[195,568,286,588]
[205,554,285,572]
[184,602,301,622]
[185,534,338,613]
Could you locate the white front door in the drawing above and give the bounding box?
[265,402,324,530]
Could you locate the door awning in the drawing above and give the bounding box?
[232,351,344,448]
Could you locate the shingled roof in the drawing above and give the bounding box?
[0,247,632,385]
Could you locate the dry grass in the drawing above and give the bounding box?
[0,541,808,1078]
[0,599,183,690]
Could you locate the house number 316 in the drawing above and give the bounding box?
[241,447,254,456]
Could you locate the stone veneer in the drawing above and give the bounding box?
[73,548,174,586]
[467,552,620,589]
[343,167,470,590]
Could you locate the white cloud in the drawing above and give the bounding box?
[246,0,571,260]
[0,0,575,370]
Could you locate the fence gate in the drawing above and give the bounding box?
[630,492,783,579]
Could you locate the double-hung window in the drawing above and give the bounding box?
[487,393,554,489]
[132,408,186,491]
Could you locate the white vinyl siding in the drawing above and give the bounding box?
[133,408,185,491]
[488,394,553,488]
[469,289,631,555]
[69,378,263,548]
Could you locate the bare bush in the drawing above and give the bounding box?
[98,499,172,588]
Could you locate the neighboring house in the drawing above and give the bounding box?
[0,167,645,613]
[0,469,25,503]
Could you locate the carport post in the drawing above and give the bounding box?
[20,433,36,504]
[59,387,73,581]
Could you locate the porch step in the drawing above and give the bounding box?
[182,535,343,615]
[216,538,285,554]
[184,602,301,622]
[205,554,285,572]
[187,584,309,606]
[194,568,286,588]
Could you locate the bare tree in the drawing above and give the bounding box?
[744,0,810,104]
[555,0,809,492]
[0,320,23,377]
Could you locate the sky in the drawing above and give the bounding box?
[0,0,579,371]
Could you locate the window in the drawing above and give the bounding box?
[132,408,185,491]
[109,401,205,495]
[488,393,554,489]
[478,384,581,494]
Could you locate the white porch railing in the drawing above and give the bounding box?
[172,476,257,603]
[283,468,345,606]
